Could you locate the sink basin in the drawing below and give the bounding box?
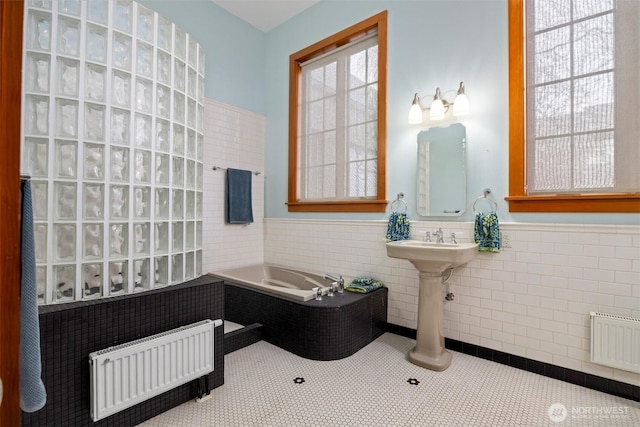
[386,240,478,274]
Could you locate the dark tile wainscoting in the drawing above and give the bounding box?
[22,276,225,427]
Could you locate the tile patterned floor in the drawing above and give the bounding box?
[140,333,640,426]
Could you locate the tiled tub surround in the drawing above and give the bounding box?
[21,276,224,427]
[264,219,640,389]
[221,280,388,360]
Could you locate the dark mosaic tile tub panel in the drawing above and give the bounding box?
[22,276,225,427]
[224,282,388,361]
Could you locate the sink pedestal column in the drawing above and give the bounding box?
[408,271,451,371]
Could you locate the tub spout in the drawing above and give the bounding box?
[324,274,344,293]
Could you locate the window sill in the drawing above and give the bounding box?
[505,193,640,213]
[287,199,388,213]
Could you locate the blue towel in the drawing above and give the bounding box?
[20,180,47,412]
[226,168,253,224]
[385,212,410,241]
[474,211,501,252]
[345,277,384,293]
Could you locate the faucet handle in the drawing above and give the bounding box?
[424,231,431,242]
[313,287,323,301]
[327,282,336,296]
[450,232,462,244]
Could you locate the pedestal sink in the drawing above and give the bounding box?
[386,240,478,371]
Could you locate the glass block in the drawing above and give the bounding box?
[154,256,168,287]
[196,163,203,191]
[187,67,197,99]
[155,153,169,185]
[86,24,107,63]
[112,70,131,107]
[32,181,48,219]
[83,223,103,258]
[197,134,203,161]
[187,99,196,129]
[133,222,150,255]
[185,191,195,220]
[133,258,150,291]
[171,253,183,284]
[57,57,79,97]
[54,265,75,302]
[30,0,52,9]
[186,160,195,189]
[188,36,197,68]
[155,119,170,152]
[186,129,195,159]
[110,185,129,219]
[185,221,194,250]
[112,32,131,70]
[136,5,154,42]
[55,99,78,138]
[86,63,106,102]
[54,223,75,261]
[109,260,127,295]
[25,95,49,135]
[83,183,104,219]
[109,223,128,256]
[26,52,50,93]
[155,188,169,219]
[157,16,172,51]
[174,92,185,124]
[198,44,205,75]
[196,250,202,276]
[24,137,48,177]
[55,190,78,230]
[172,190,184,220]
[136,41,153,77]
[198,76,205,103]
[135,78,152,112]
[85,103,105,141]
[133,186,150,218]
[87,0,108,25]
[156,84,170,118]
[83,263,103,299]
[83,143,104,180]
[172,157,184,187]
[195,192,202,219]
[185,251,194,280]
[113,0,132,33]
[55,140,77,178]
[36,266,46,304]
[134,114,151,147]
[110,147,129,181]
[175,26,186,60]
[28,10,52,51]
[157,51,171,84]
[59,0,80,16]
[196,221,202,248]
[134,150,151,183]
[173,125,184,155]
[110,108,130,145]
[155,222,169,253]
[174,59,185,92]
[34,224,47,262]
[58,17,80,56]
[197,104,204,132]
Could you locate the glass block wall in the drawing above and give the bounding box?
[21,0,205,304]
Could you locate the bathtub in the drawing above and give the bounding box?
[211,263,334,302]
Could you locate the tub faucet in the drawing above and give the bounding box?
[324,274,344,293]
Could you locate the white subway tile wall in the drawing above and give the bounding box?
[264,219,640,386]
[202,99,265,272]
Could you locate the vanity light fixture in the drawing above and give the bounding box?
[408,81,469,124]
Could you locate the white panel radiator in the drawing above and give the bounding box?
[89,319,222,422]
[590,312,640,374]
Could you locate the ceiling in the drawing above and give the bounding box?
[211,0,320,32]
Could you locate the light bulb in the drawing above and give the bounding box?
[408,93,422,124]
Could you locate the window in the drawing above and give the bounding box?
[507,0,639,212]
[288,11,387,212]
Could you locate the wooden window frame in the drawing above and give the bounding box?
[287,11,388,213]
[506,0,640,213]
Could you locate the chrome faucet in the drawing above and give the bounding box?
[433,228,444,243]
[313,287,323,300]
[324,274,344,293]
[450,232,457,244]
[424,231,431,242]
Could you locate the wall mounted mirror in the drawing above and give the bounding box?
[416,124,466,216]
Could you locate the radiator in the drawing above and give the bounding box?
[89,319,222,422]
[590,312,640,374]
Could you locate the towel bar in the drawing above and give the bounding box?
[472,188,498,213]
[212,166,261,176]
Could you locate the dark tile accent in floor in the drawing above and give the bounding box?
[22,276,225,427]
[388,325,639,402]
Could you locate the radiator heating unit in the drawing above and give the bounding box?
[590,312,640,374]
[89,319,222,422]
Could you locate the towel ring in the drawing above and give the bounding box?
[472,188,498,214]
[390,192,407,213]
